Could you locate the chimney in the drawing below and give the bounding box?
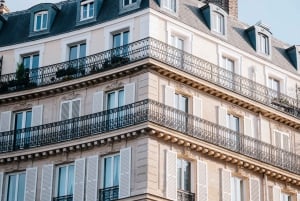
[0,0,9,15]
[203,0,238,18]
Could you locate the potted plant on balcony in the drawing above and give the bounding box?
[7,63,30,89]
[103,55,130,69]
[56,66,78,80]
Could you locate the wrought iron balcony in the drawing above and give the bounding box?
[1,100,300,175]
[52,195,73,201]
[0,38,299,119]
[177,190,195,201]
[99,186,119,201]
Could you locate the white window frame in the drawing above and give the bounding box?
[13,110,32,130]
[106,89,125,110]
[177,158,192,192]
[167,22,192,53]
[60,98,81,120]
[268,77,280,93]
[162,0,176,12]
[80,0,94,21]
[281,193,292,201]
[112,30,130,48]
[212,11,225,35]
[34,11,48,32]
[174,93,188,112]
[68,42,86,60]
[231,176,244,201]
[4,172,26,201]
[258,33,269,55]
[265,68,286,94]
[273,130,290,151]
[218,47,242,75]
[54,164,75,197]
[14,45,44,72]
[226,113,240,132]
[101,153,120,189]
[123,0,137,7]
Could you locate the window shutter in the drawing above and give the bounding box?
[197,160,208,201]
[124,83,136,105]
[272,185,281,201]
[193,96,202,118]
[274,131,282,148]
[243,117,252,137]
[31,105,43,126]
[72,100,81,118]
[164,85,175,107]
[218,106,227,127]
[249,178,260,201]
[282,134,290,151]
[297,193,300,201]
[0,172,3,201]
[119,147,131,198]
[40,164,54,201]
[221,169,231,201]
[166,150,177,200]
[92,91,104,113]
[61,102,70,120]
[0,111,12,132]
[85,155,99,201]
[25,167,38,201]
[74,158,86,201]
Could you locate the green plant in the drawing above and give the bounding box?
[16,63,29,85]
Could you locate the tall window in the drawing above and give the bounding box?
[177,159,191,192]
[221,56,235,88]
[103,154,120,188]
[107,89,124,110]
[171,35,184,50]
[6,172,26,201]
[281,193,291,201]
[14,110,32,148]
[226,114,239,132]
[258,33,269,55]
[56,164,74,198]
[123,0,137,6]
[69,43,86,60]
[231,177,244,201]
[34,11,48,31]
[175,93,188,112]
[212,11,225,34]
[268,77,280,93]
[274,131,290,151]
[22,54,39,82]
[171,35,184,66]
[80,0,94,20]
[113,31,129,48]
[162,0,176,12]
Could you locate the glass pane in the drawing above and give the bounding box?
[69,46,78,60]
[82,4,88,19]
[67,165,74,195]
[89,3,94,17]
[42,13,48,29]
[7,175,16,201]
[118,90,124,107]
[36,15,41,30]
[179,96,187,112]
[178,39,184,50]
[17,173,26,201]
[177,159,182,190]
[113,34,121,48]
[58,167,67,196]
[32,55,39,69]
[232,116,239,132]
[79,44,86,58]
[104,157,112,187]
[107,92,116,109]
[113,155,120,186]
[123,31,129,45]
[15,113,23,130]
[23,56,31,69]
[183,160,190,191]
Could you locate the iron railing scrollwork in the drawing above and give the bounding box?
[1,99,300,175]
[99,186,119,201]
[0,38,299,119]
[52,195,73,201]
[177,190,195,201]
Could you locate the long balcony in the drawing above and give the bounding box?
[0,38,299,120]
[1,99,300,176]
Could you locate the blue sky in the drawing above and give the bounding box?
[5,0,300,45]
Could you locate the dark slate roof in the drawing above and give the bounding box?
[0,0,296,73]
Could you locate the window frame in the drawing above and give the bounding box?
[231,176,244,201]
[54,163,75,198]
[258,32,270,55]
[101,153,121,189]
[162,0,176,13]
[68,42,87,61]
[212,11,225,35]
[281,193,292,201]
[4,172,26,201]
[60,98,81,121]
[80,0,94,21]
[123,0,137,7]
[34,11,48,32]
[273,130,290,151]
[226,113,240,132]
[177,158,191,192]
[13,110,32,130]
[106,88,125,110]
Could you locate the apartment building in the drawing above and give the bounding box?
[0,0,300,200]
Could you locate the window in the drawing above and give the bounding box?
[14,110,32,149]
[258,33,269,55]
[268,77,280,93]
[69,43,86,60]
[162,0,176,12]
[123,0,137,6]
[226,114,240,132]
[177,159,191,192]
[60,99,81,121]
[175,93,188,112]
[221,56,235,89]
[34,11,48,31]
[22,54,39,83]
[231,177,244,201]
[281,193,291,201]
[55,164,74,198]
[80,0,94,20]
[171,35,184,50]
[6,172,26,201]
[171,35,184,66]
[113,31,129,48]
[107,89,124,110]
[274,131,290,151]
[212,11,225,34]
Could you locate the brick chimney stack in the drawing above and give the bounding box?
[202,0,238,18]
[0,0,9,15]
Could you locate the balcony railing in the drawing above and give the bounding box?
[52,195,73,201]
[99,186,119,201]
[177,190,195,201]
[0,38,299,119]
[1,100,300,175]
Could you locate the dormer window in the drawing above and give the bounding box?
[34,11,48,31]
[162,0,176,12]
[123,0,137,6]
[258,33,269,55]
[212,11,225,34]
[80,0,94,20]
